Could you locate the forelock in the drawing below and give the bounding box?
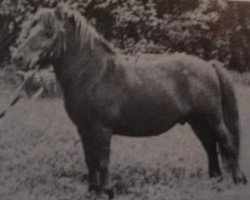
[35,8,57,30]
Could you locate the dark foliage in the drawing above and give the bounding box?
[1,0,250,71]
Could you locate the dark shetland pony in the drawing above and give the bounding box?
[13,4,247,198]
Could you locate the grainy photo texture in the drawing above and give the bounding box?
[0,0,250,200]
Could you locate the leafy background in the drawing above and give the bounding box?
[1,0,250,72]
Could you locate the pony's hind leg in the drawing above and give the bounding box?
[214,122,247,184]
[189,118,222,178]
[78,124,114,199]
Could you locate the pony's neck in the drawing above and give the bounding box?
[52,26,116,94]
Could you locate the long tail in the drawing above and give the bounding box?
[212,62,247,184]
[212,62,240,158]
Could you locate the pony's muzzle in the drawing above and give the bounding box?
[12,54,24,70]
[12,54,39,71]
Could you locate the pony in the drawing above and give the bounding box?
[12,4,247,198]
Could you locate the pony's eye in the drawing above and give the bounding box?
[31,20,38,27]
[43,31,53,38]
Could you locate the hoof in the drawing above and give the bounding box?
[88,185,101,193]
[233,172,247,185]
[104,187,114,199]
[212,176,223,183]
[209,170,223,183]
[209,170,222,179]
[88,185,115,199]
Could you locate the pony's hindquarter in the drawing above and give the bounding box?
[190,61,246,183]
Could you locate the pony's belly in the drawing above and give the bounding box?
[111,99,188,136]
[113,117,178,137]
[114,125,174,137]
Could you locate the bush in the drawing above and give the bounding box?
[1,0,250,72]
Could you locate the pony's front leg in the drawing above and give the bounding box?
[78,124,114,199]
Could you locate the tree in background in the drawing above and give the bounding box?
[1,0,250,72]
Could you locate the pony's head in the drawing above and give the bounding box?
[12,3,115,71]
[12,4,72,71]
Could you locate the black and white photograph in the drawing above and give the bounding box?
[0,0,250,199]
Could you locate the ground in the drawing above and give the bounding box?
[0,86,250,200]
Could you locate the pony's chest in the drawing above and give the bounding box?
[63,90,122,126]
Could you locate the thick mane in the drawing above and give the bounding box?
[19,4,116,57]
[55,4,116,55]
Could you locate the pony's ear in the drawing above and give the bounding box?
[55,3,76,21]
[54,3,68,20]
[54,5,63,20]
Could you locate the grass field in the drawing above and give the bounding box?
[0,86,250,200]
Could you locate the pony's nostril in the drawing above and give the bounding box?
[12,54,27,70]
[12,55,22,66]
